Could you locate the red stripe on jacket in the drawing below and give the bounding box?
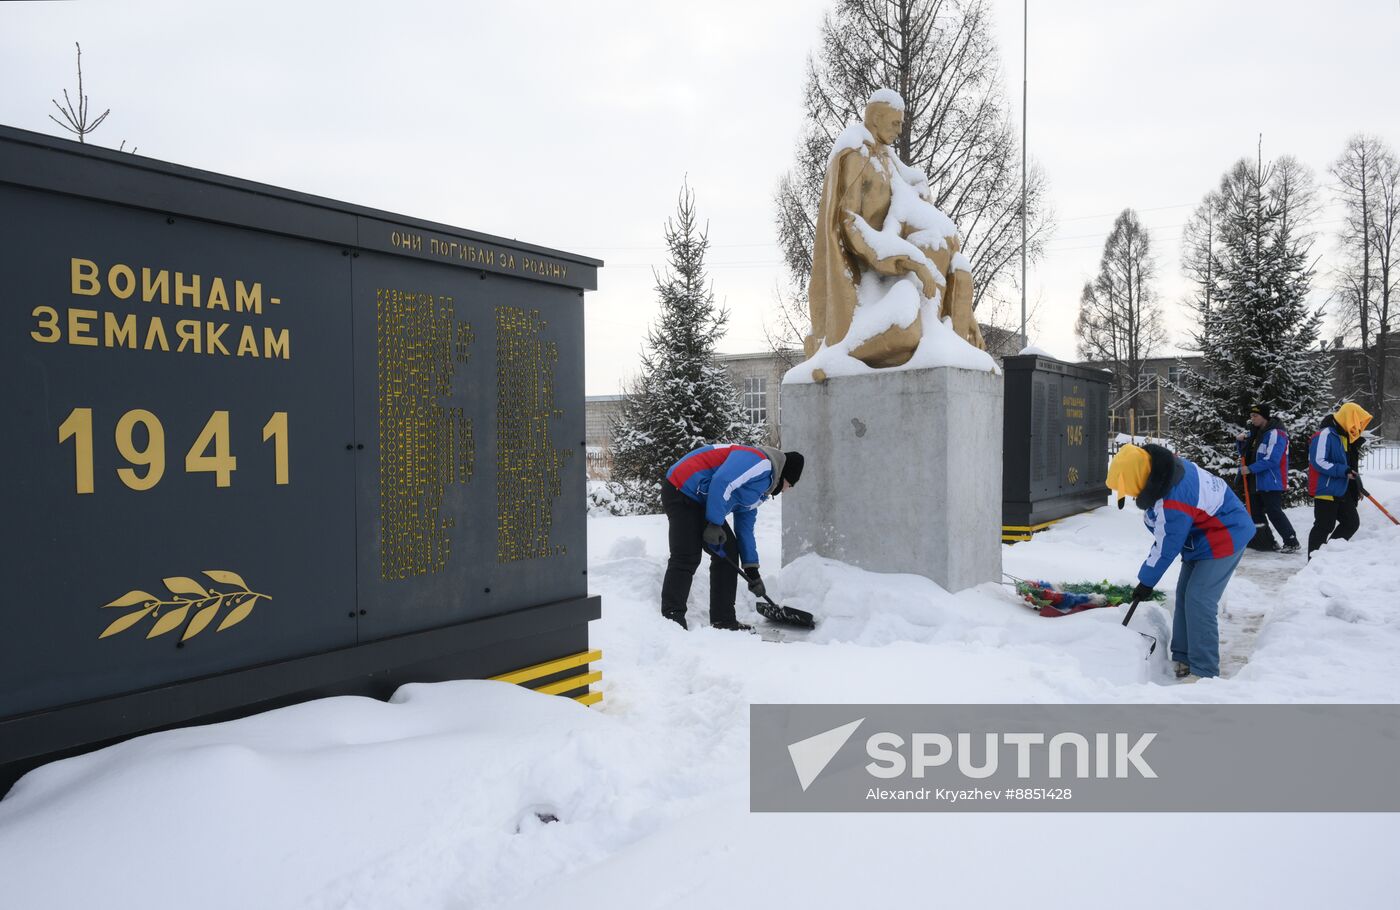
[1307,431,1322,496]
[1162,500,1235,558]
[667,446,769,491]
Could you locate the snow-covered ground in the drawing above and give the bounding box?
[3,474,1398,908]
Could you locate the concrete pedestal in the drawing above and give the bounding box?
[780,366,1003,592]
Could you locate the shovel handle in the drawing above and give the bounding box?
[1364,492,1400,526]
[1239,455,1252,515]
[1121,597,1142,627]
[1353,476,1398,525]
[721,550,783,608]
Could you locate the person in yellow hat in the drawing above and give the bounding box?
[1106,443,1254,681]
[1306,402,1373,557]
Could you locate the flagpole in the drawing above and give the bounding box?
[1020,0,1028,348]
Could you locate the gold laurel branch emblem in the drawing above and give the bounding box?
[98,570,271,641]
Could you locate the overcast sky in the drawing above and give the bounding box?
[3,0,1397,394]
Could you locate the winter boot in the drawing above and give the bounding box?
[1281,540,1301,554]
[1173,661,1191,679]
[663,611,688,630]
[711,618,752,632]
[1179,674,1203,684]
[1248,523,1279,551]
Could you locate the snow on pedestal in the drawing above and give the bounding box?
[785,283,997,383]
[780,364,1003,593]
[786,128,994,383]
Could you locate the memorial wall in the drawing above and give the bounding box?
[0,125,602,786]
[1002,354,1111,539]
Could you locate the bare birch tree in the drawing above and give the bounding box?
[1332,134,1399,417]
[1075,209,1167,423]
[768,0,1052,355]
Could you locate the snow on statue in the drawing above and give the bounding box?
[795,88,991,383]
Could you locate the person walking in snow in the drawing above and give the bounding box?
[1235,403,1300,553]
[1106,443,1254,682]
[1307,402,1373,558]
[660,444,805,631]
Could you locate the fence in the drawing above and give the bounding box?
[1363,441,1400,472]
[1106,436,1400,472]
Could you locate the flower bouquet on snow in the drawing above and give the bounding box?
[1013,579,1165,618]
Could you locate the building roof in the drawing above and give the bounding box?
[714,351,800,363]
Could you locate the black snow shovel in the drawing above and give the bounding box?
[752,588,817,630]
[719,551,816,630]
[1121,598,1158,656]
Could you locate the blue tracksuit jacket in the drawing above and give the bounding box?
[1237,422,1289,493]
[1138,460,1255,588]
[1308,425,1352,498]
[665,444,774,566]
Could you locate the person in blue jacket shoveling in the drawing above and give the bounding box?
[1235,403,1300,553]
[1106,443,1254,682]
[660,444,804,631]
[1307,402,1373,558]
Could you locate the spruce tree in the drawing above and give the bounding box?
[1167,150,1331,502]
[609,182,762,513]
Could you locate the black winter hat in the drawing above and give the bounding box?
[1250,403,1271,420]
[782,451,805,487]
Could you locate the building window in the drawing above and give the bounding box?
[1168,365,1186,386]
[745,376,767,426]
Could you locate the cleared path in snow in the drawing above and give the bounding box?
[1218,507,1315,677]
[1219,553,1291,677]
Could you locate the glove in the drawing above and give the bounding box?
[743,566,766,598]
[702,523,727,557]
[1131,582,1154,603]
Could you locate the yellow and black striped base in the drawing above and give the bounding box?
[491,648,603,706]
[1001,520,1061,543]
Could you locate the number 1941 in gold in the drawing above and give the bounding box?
[57,408,289,493]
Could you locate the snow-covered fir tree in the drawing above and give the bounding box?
[609,182,762,513]
[1167,149,1331,501]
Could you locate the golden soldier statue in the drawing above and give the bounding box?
[806,89,985,370]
